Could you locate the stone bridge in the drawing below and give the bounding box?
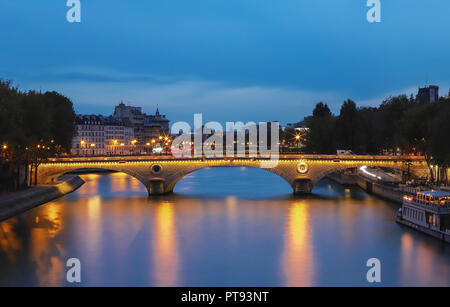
[36,155,429,195]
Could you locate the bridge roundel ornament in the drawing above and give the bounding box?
[151,164,163,175]
[297,161,309,174]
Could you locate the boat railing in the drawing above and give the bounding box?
[403,196,450,212]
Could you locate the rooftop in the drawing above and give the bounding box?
[417,191,450,198]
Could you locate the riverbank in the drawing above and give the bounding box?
[0,175,85,222]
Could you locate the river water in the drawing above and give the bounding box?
[0,167,449,286]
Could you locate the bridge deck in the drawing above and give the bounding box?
[44,154,426,164]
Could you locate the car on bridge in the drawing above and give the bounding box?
[337,149,355,155]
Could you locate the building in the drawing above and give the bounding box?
[113,102,169,153]
[71,115,106,156]
[103,116,135,155]
[417,85,439,103]
[71,102,170,156]
[71,115,135,156]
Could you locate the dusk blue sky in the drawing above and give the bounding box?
[1,0,449,124]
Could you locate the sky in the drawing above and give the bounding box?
[1,0,450,125]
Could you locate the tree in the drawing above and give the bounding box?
[304,102,336,154]
[43,91,76,151]
[358,107,378,154]
[427,102,450,185]
[336,99,363,153]
[374,95,416,153]
[0,80,75,191]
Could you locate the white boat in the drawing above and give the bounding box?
[396,191,450,243]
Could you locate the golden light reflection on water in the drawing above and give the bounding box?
[282,202,314,286]
[86,195,102,268]
[77,173,100,195]
[110,172,129,192]
[30,204,66,286]
[1,171,449,286]
[0,220,22,263]
[400,232,438,285]
[152,201,179,286]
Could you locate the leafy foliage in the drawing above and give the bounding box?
[0,80,75,191]
[303,95,450,184]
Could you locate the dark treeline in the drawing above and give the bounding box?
[303,95,450,184]
[0,80,75,192]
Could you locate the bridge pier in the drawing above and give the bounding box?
[146,180,167,196]
[293,179,313,194]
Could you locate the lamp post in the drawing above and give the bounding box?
[150,139,156,155]
[112,139,118,156]
[1,144,7,159]
[295,135,301,153]
[131,139,137,155]
[80,140,85,156]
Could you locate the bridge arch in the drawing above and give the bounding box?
[164,164,293,194]
[308,163,428,187]
[36,165,152,192]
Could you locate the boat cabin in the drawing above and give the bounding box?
[414,191,450,206]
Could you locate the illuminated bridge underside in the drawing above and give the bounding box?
[37,156,429,195]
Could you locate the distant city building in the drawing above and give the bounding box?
[417,85,439,103]
[71,115,107,156]
[71,102,170,156]
[103,116,135,155]
[113,102,169,151]
[143,108,170,141]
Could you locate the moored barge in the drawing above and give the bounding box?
[396,191,450,243]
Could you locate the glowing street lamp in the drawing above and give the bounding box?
[2,145,7,150]
[295,134,301,153]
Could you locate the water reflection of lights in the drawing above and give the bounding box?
[78,173,100,195]
[34,204,63,237]
[400,233,435,285]
[153,202,179,286]
[31,223,64,285]
[0,220,22,262]
[344,188,351,199]
[225,196,238,241]
[282,202,314,286]
[110,172,128,192]
[86,195,102,249]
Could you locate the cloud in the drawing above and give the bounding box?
[20,69,344,123]
[15,68,450,125]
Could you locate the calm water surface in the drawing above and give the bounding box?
[0,167,449,286]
